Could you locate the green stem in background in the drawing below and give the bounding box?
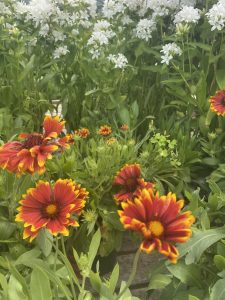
[54,237,59,299]
[115,248,141,300]
[187,34,192,75]
[171,62,192,93]
[61,236,77,300]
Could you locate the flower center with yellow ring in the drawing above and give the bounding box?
[149,221,164,237]
[45,204,57,216]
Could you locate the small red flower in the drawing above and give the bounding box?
[114,164,153,203]
[209,89,225,116]
[16,179,88,241]
[118,188,195,263]
[97,125,112,136]
[0,116,70,175]
[120,124,129,131]
[76,128,90,138]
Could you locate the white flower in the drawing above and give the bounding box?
[39,24,50,37]
[135,18,156,41]
[146,0,179,17]
[174,6,201,25]
[0,2,11,15]
[206,0,225,31]
[102,0,126,19]
[53,46,69,59]
[52,30,66,42]
[108,53,128,69]
[24,0,56,26]
[160,43,182,65]
[121,15,133,25]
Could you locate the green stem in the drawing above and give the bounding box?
[171,62,192,93]
[61,236,77,300]
[54,237,59,299]
[115,248,141,300]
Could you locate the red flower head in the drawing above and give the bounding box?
[114,164,153,203]
[16,179,88,242]
[76,128,90,138]
[118,188,195,263]
[97,125,112,136]
[0,116,70,175]
[120,124,129,131]
[209,89,225,116]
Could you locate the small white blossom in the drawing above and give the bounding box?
[174,6,201,25]
[52,30,66,42]
[53,46,69,59]
[136,18,156,41]
[39,24,50,37]
[160,43,182,65]
[108,53,128,69]
[102,0,125,19]
[206,0,225,31]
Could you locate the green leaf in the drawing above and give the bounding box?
[216,69,225,90]
[189,296,200,300]
[179,227,225,264]
[19,55,35,82]
[148,274,171,290]
[214,255,225,271]
[89,271,114,300]
[167,262,202,288]
[88,229,101,269]
[35,230,53,257]
[15,249,41,265]
[7,261,30,297]
[8,275,28,300]
[30,268,52,300]
[0,272,8,296]
[21,258,72,300]
[118,107,130,126]
[108,263,119,293]
[0,221,16,240]
[211,279,225,300]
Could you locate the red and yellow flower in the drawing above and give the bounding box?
[97,125,112,136]
[0,116,71,175]
[118,188,195,263]
[16,179,88,242]
[76,128,90,138]
[114,164,153,203]
[209,89,225,116]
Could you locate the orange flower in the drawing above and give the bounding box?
[209,89,225,116]
[106,137,117,145]
[120,124,129,131]
[15,179,88,242]
[118,188,195,263]
[0,116,70,175]
[97,125,112,136]
[114,164,153,203]
[76,128,90,138]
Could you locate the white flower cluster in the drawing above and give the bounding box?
[0,2,12,15]
[87,20,116,59]
[161,42,182,65]
[174,6,201,25]
[135,18,156,41]
[53,45,69,59]
[102,0,125,19]
[108,53,128,69]
[206,0,225,31]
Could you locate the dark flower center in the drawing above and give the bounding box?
[125,177,138,192]
[23,133,43,149]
